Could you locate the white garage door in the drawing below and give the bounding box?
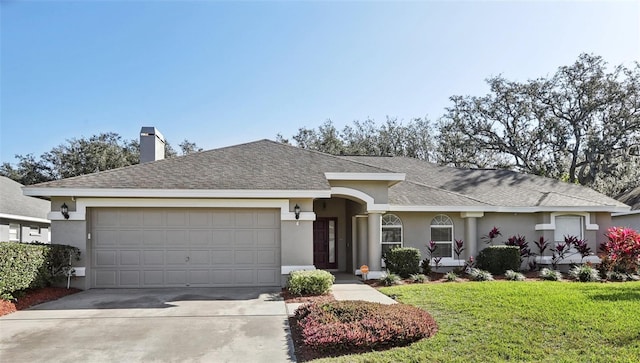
[91,208,281,288]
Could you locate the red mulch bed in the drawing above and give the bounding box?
[0,287,81,317]
[281,288,336,304]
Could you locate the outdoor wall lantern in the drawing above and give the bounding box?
[294,204,301,220]
[61,203,70,219]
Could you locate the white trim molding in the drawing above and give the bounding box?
[330,187,390,213]
[281,265,316,275]
[460,212,484,218]
[390,205,629,213]
[0,213,50,224]
[324,172,405,186]
[535,212,599,231]
[612,210,640,217]
[23,187,331,199]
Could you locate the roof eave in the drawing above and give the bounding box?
[389,205,631,213]
[22,187,332,199]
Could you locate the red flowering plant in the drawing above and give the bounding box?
[482,226,501,245]
[599,227,640,275]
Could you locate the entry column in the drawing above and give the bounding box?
[461,212,484,260]
[367,212,382,272]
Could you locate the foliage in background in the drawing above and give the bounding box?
[383,247,421,278]
[287,270,335,296]
[0,242,80,300]
[0,132,201,185]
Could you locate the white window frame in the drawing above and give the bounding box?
[430,214,455,259]
[381,214,403,251]
[9,223,21,242]
[29,225,42,236]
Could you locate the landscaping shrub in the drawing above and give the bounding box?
[444,271,458,282]
[504,269,525,281]
[294,300,438,354]
[599,227,640,275]
[420,258,432,275]
[569,264,600,282]
[468,268,494,281]
[409,273,428,283]
[0,242,80,300]
[383,247,421,278]
[539,268,562,281]
[380,272,401,286]
[475,246,521,275]
[605,270,629,282]
[287,270,335,296]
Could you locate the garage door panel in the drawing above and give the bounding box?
[189,250,210,265]
[235,230,255,246]
[144,250,164,265]
[211,250,234,264]
[235,250,255,264]
[96,251,117,266]
[189,230,211,246]
[119,230,143,245]
[144,271,164,285]
[119,271,140,286]
[95,270,117,287]
[120,251,141,265]
[235,269,256,284]
[92,208,280,288]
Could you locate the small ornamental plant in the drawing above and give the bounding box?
[539,268,562,281]
[468,268,494,281]
[504,269,525,281]
[287,270,335,296]
[569,264,600,282]
[482,226,502,245]
[380,272,402,286]
[504,234,533,266]
[444,271,458,282]
[409,273,428,283]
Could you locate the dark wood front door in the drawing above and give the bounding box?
[313,218,337,269]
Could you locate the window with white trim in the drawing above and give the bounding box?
[9,224,20,242]
[381,214,403,256]
[29,226,41,236]
[554,215,583,252]
[430,214,454,258]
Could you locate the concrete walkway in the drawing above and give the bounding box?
[286,278,396,317]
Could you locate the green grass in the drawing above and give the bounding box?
[310,282,640,362]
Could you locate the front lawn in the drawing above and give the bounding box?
[309,281,640,362]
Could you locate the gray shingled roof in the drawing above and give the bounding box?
[28,140,387,190]
[26,139,626,209]
[342,156,627,208]
[617,187,640,210]
[0,177,50,221]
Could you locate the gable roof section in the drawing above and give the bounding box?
[616,187,640,211]
[24,140,387,192]
[0,176,50,223]
[342,155,628,209]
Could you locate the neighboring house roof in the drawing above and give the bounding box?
[23,139,629,212]
[0,176,50,223]
[616,186,640,211]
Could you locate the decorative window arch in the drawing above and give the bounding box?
[381,214,403,256]
[430,214,454,258]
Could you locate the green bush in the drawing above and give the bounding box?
[0,242,80,300]
[445,271,458,282]
[476,246,521,275]
[409,273,428,283]
[383,247,421,278]
[287,270,335,296]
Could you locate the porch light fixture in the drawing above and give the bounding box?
[294,204,301,220]
[61,203,70,219]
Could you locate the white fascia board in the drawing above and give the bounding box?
[22,187,331,199]
[612,210,640,216]
[0,213,50,224]
[389,205,630,213]
[324,172,405,186]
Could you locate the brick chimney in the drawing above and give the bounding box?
[139,127,165,163]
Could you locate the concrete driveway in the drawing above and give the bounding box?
[0,288,295,363]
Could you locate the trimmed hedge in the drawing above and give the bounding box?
[294,300,438,354]
[0,242,80,300]
[287,269,335,296]
[475,246,520,275]
[383,247,421,278]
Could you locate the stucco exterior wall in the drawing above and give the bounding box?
[329,180,390,204]
[0,219,50,243]
[612,213,640,232]
[52,219,89,289]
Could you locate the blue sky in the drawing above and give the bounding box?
[1,1,638,164]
